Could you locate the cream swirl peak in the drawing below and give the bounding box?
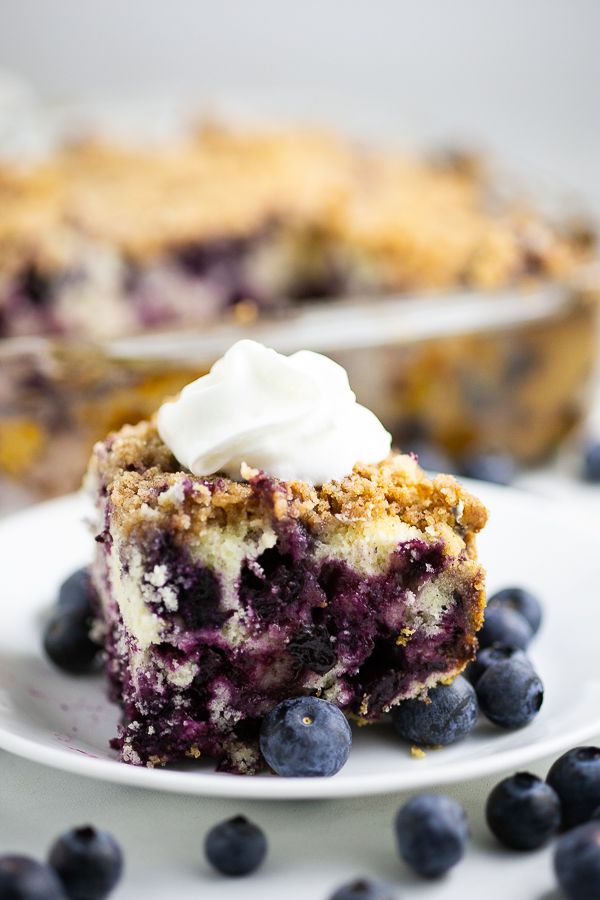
[157,339,391,483]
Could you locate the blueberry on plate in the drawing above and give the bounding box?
[459,453,516,486]
[486,772,561,850]
[554,820,600,900]
[259,696,351,777]
[475,656,543,728]
[43,609,100,675]
[478,606,533,651]
[58,568,94,616]
[465,643,529,686]
[487,586,542,635]
[204,816,267,877]
[395,794,469,878]
[391,676,478,746]
[547,747,600,829]
[0,855,66,900]
[48,825,123,900]
[582,441,600,483]
[327,877,395,899]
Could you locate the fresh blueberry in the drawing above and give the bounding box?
[478,606,533,651]
[43,609,100,675]
[486,772,561,850]
[327,877,395,899]
[409,441,453,474]
[0,856,66,899]
[459,453,516,485]
[204,816,267,877]
[58,568,93,616]
[395,794,469,878]
[547,747,600,829]
[487,586,542,635]
[582,441,600,484]
[48,825,123,900]
[259,696,352,777]
[475,657,543,728]
[554,821,600,900]
[465,643,529,686]
[391,676,478,746]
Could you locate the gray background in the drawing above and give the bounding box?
[0,0,598,206]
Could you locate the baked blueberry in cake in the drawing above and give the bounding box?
[86,340,487,773]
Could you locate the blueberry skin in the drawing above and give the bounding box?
[554,821,600,900]
[487,587,542,635]
[582,442,600,483]
[395,794,469,878]
[328,877,395,899]
[58,568,94,616]
[204,816,267,877]
[547,747,600,829]
[48,826,123,900]
[460,453,516,486]
[465,643,530,686]
[259,697,352,777]
[43,610,100,675]
[0,856,66,900]
[391,677,478,746]
[486,772,561,850]
[478,606,533,651]
[476,657,543,728]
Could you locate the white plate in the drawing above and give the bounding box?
[0,484,599,800]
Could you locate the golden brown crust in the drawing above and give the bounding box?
[0,123,588,285]
[88,418,488,546]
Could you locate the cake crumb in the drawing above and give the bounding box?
[186,745,202,759]
[396,627,415,646]
[410,746,426,759]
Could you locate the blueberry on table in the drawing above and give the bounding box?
[487,586,542,635]
[547,747,600,829]
[486,772,561,850]
[554,821,600,900]
[43,610,100,675]
[259,696,352,777]
[48,825,123,900]
[391,676,478,746]
[475,656,543,728]
[204,816,267,877]
[58,568,94,616]
[459,453,516,486]
[582,441,600,483]
[465,643,529,686]
[395,793,469,878]
[0,855,66,899]
[478,606,533,651]
[327,877,396,899]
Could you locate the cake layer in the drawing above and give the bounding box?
[88,421,486,773]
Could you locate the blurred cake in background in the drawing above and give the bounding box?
[0,118,598,504]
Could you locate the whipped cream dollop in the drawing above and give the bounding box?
[157,340,391,484]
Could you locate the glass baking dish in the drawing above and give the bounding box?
[1,268,598,507]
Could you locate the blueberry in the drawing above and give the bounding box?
[554,821,600,900]
[465,643,529,686]
[259,696,351,777]
[486,772,561,850]
[487,586,542,635]
[394,794,469,878]
[204,816,267,877]
[409,441,453,474]
[0,856,66,899]
[48,825,123,900]
[43,609,100,675]
[475,657,543,728]
[391,676,478,746]
[327,877,395,899]
[478,606,533,651]
[547,747,600,829]
[582,442,600,483]
[58,568,93,616]
[460,453,516,485]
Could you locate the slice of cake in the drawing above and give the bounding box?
[87,341,487,773]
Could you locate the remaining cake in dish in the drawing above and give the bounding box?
[87,341,487,773]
